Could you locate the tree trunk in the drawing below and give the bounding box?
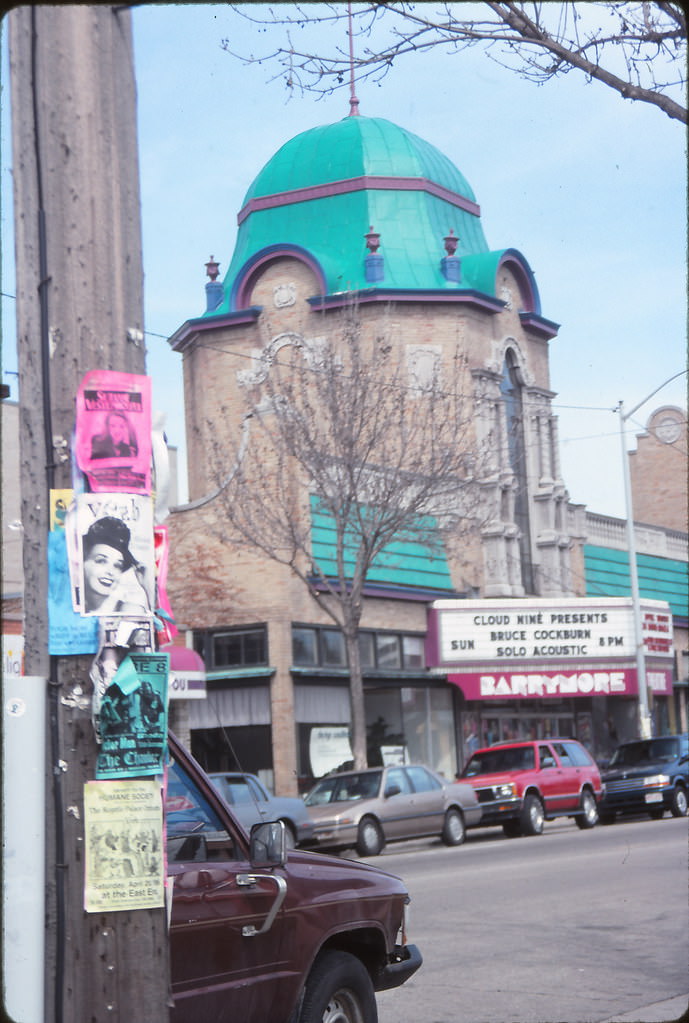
[344,630,368,769]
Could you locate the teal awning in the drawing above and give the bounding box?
[584,544,688,618]
[310,495,454,593]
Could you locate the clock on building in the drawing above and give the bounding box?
[651,407,684,445]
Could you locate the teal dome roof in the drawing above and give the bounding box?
[204,115,543,317]
[242,116,478,206]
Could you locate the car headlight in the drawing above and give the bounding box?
[402,898,412,943]
[494,783,517,798]
[643,774,670,787]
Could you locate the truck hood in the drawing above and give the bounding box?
[287,846,405,884]
[603,759,673,782]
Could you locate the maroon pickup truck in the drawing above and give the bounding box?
[167,732,422,1022]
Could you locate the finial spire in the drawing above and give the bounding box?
[348,2,360,116]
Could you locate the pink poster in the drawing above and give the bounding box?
[75,371,152,493]
[154,525,178,644]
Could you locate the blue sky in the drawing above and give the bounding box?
[2,3,687,518]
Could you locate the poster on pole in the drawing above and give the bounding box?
[48,490,99,654]
[68,493,155,617]
[95,651,169,779]
[83,778,164,913]
[154,525,177,644]
[75,370,152,494]
[90,615,155,729]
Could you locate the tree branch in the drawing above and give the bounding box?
[222,2,686,122]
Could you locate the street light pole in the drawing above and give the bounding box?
[616,369,686,741]
[617,400,652,739]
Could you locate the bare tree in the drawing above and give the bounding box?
[223,2,687,123]
[207,305,485,769]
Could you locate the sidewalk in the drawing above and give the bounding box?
[600,993,689,1023]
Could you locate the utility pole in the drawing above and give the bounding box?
[8,7,169,1022]
[615,369,686,741]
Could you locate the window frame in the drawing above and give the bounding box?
[292,625,426,672]
[195,625,268,670]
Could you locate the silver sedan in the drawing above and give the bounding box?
[304,764,481,856]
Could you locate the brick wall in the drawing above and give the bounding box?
[629,407,687,532]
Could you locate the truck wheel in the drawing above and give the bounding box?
[520,794,544,836]
[441,808,465,846]
[670,786,688,817]
[575,789,598,829]
[299,950,378,1023]
[356,817,384,857]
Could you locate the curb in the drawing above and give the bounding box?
[600,993,689,1023]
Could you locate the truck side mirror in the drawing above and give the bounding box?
[249,820,287,868]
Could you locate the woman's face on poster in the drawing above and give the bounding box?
[107,413,129,446]
[83,543,127,608]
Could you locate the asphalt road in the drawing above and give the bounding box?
[357,814,688,1023]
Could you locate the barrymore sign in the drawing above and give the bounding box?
[427,597,673,699]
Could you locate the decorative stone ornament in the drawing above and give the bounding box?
[443,229,458,256]
[653,410,683,444]
[204,255,223,312]
[364,226,381,253]
[273,282,297,308]
[364,226,384,283]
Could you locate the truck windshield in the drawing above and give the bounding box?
[463,747,535,776]
[609,738,679,766]
[305,771,383,805]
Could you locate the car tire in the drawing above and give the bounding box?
[520,793,544,836]
[281,821,297,849]
[298,949,378,1023]
[502,820,522,838]
[441,807,465,846]
[670,786,688,818]
[575,789,598,830]
[356,816,384,857]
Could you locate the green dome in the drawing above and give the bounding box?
[207,114,534,315]
[242,116,478,206]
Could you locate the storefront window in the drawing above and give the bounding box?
[376,633,401,668]
[401,687,456,779]
[366,690,405,765]
[402,635,424,668]
[358,632,375,667]
[293,627,318,665]
[364,685,457,779]
[322,629,347,666]
[475,709,576,755]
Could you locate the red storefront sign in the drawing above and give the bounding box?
[447,666,673,700]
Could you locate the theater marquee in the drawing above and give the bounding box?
[427,597,674,699]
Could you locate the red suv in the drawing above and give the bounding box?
[460,738,603,837]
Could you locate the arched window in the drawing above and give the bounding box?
[500,350,534,593]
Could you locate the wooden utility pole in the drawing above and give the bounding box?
[8,7,169,1021]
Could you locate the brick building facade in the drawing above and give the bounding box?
[629,405,687,533]
[164,113,604,795]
